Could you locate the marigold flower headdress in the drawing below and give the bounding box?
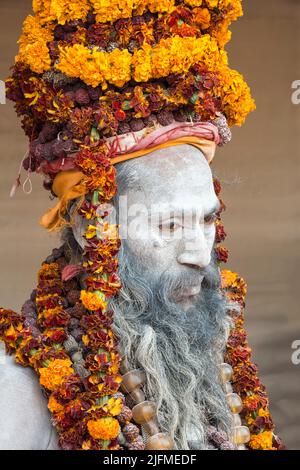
[0,0,284,452]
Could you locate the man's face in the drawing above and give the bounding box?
[117,144,220,309]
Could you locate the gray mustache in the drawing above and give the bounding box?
[158,263,220,296]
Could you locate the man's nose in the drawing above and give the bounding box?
[176,227,211,269]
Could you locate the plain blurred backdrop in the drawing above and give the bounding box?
[0,0,299,449]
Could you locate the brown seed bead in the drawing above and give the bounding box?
[227,393,243,414]
[132,401,156,424]
[220,363,233,383]
[128,388,145,404]
[145,433,174,450]
[120,369,146,394]
[67,289,81,306]
[127,436,145,451]
[118,406,133,426]
[234,426,251,445]
[142,419,160,436]
[122,423,140,442]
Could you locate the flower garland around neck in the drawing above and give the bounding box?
[213,181,284,451]
[0,139,146,450]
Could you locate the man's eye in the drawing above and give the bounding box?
[159,221,178,231]
[204,213,217,225]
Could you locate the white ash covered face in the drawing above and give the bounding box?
[115,144,220,309]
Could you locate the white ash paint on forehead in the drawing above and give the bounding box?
[116,144,215,204]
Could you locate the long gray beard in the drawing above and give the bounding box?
[110,245,233,449]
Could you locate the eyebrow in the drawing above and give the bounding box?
[150,200,222,219]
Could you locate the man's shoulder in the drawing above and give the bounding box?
[0,345,58,450]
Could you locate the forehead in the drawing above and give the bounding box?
[118,144,218,212]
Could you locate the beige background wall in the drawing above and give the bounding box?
[0,0,299,449]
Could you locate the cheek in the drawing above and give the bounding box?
[126,229,176,270]
[205,225,216,251]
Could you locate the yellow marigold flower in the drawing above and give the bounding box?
[107,49,132,88]
[91,0,138,23]
[105,397,123,416]
[80,290,107,311]
[17,15,54,57]
[249,431,274,450]
[39,358,74,391]
[87,417,120,441]
[151,43,172,78]
[33,0,90,25]
[212,21,232,47]
[206,0,219,7]
[56,43,92,79]
[82,334,89,346]
[32,0,56,24]
[16,39,51,74]
[217,67,256,126]
[258,408,271,419]
[82,440,92,450]
[221,269,238,288]
[50,0,90,25]
[184,0,203,6]
[132,46,152,83]
[57,44,131,89]
[5,323,22,340]
[56,35,228,87]
[217,1,243,22]
[48,395,64,413]
[85,224,97,239]
[148,0,175,13]
[245,413,255,427]
[91,0,178,23]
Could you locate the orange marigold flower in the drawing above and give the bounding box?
[87,417,120,441]
[258,408,271,419]
[16,40,51,74]
[221,269,238,289]
[39,358,74,391]
[248,431,274,450]
[48,395,64,413]
[221,269,247,296]
[4,323,23,342]
[80,290,107,312]
[193,8,211,29]
[38,262,60,279]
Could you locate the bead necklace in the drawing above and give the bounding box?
[220,362,250,449]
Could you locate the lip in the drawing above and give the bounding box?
[181,284,202,298]
[179,277,204,299]
[186,284,202,296]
